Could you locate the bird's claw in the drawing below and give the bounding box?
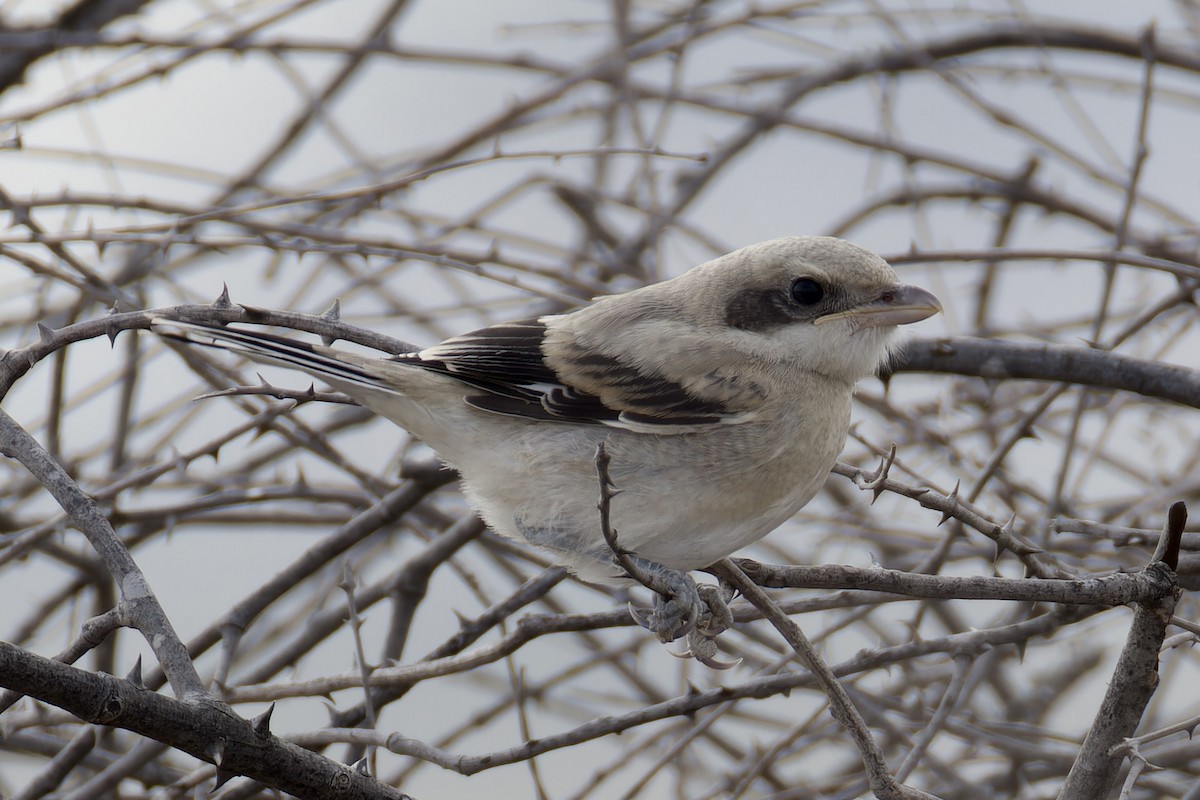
[669,632,743,670]
[628,586,700,642]
[627,601,651,630]
[695,582,735,638]
[627,569,739,668]
[681,582,739,668]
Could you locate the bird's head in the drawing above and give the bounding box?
[673,236,942,385]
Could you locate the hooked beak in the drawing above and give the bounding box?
[814,284,942,328]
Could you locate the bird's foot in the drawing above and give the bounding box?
[625,557,701,643]
[670,582,740,670]
[626,561,740,669]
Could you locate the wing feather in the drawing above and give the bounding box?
[401,319,743,429]
[160,316,754,431]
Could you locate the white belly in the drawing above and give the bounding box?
[453,401,851,583]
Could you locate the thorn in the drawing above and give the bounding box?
[355,757,371,777]
[37,322,54,345]
[993,540,1007,564]
[208,738,226,767]
[304,383,317,400]
[8,202,31,228]
[92,224,108,259]
[295,465,308,489]
[251,702,275,737]
[1140,21,1157,57]
[213,768,237,791]
[171,446,187,476]
[212,283,233,309]
[159,221,177,256]
[855,444,895,502]
[323,700,340,725]
[870,470,891,505]
[1,123,22,150]
[340,562,357,593]
[125,655,144,688]
[106,319,120,347]
[248,423,273,444]
[1013,639,1027,663]
[319,299,342,346]
[938,481,960,526]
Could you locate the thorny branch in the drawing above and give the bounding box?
[1058,503,1184,800]
[2,4,1199,800]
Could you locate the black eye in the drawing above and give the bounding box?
[789,277,824,306]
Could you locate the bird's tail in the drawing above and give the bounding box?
[150,318,401,396]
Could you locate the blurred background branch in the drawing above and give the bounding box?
[2,1,1200,798]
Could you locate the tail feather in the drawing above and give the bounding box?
[150,318,402,396]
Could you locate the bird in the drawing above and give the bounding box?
[152,236,940,667]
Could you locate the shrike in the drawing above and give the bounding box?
[154,236,940,666]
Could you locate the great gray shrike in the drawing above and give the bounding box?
[154,236,940,666]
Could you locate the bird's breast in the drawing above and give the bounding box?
[449,384,854,582]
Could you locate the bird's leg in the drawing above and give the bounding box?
[594,441,736,665]
[595,441,699,642]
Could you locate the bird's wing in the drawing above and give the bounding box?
[152,318,401,394]
[153,317,758,433]
[404,319,753,431]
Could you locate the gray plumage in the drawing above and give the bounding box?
[153,236,939,590]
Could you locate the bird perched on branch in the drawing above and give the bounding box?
[153,236,940,667]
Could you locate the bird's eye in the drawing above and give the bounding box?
[789,277,824,306]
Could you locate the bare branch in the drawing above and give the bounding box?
[0,642,412,800]
[1059,503,1185,799]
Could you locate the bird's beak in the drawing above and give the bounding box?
[814,284,942,328]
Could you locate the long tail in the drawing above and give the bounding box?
[150,318,403,396]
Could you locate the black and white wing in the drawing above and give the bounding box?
[404,319,753,431]
[153,316,760,433]
[152,318,402,396]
